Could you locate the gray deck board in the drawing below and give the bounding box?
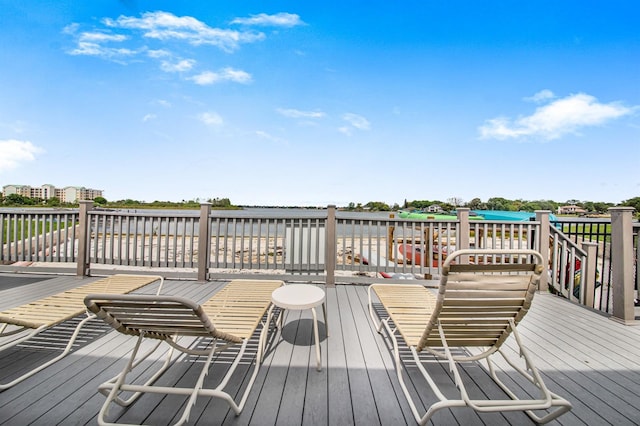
[1,274,640,425]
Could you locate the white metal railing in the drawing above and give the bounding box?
[1,205,637,323]
[88,210,199,268]
[0,209,79,263]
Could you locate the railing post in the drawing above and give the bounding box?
[609,207,637,325]
[535,211,551,292]
[197,203,211,282]
[581,242,598,308]
[76,200,94,277]
[325,205,336,287]
[457,208,470,263]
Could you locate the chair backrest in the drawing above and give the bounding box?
[417,249,543,352]
[0,274,162,329]
[83,294,238,341]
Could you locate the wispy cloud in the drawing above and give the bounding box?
[524,89,556,103]
[151,99,171,108]
[276,108,326,119]
[63,10,279,78]
[160,59,195,72]
[255,130,287,144]
[342,113,370,131]
[190,68,252,85]
[104,11,264,52]
[0,140,44,172]
[142,113,156,122]
[479,92,635,141]
[231,13,305,27]
[197,112,224,127]
[66,29,137,61]
[339,113,371,136]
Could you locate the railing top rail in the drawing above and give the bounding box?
[0,208,79,214]
[555,217,614,224]
[549,225,589,255]
[211,211,327,219]
[88,209,198,217]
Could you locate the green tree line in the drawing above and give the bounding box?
[2,193,639,216]
[343,196,640,215]
[0,194,239,210]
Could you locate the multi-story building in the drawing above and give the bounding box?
[2,184,104,203]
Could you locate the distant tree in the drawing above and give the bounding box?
[93,196,107,205]
[4,194,29,205]
[486,197,510,211]
[447,197,464,207]
[440,202,455,212]
[536,200,558,211]
[365,201,391,211]
[119,199,141,205]
[594,202,614,213]
[46,197,61,207]
[466,198,484,210]
[409,200,437,210]
[621,197,640,212]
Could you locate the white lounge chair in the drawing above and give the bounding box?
[0,274,163,391]
[368,249,572,424]
[84,279,284,426]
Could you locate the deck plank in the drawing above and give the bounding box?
[1,278,640,425]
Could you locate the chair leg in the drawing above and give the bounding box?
[409,321,572,425]
[98,333,147,426]
[487,322,573,424]
[98,339,173,407]
[98,334,267,425]
[1,315,95,391]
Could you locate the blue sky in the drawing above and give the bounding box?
[1,1,638,206]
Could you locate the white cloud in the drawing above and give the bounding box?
[479,93,635,141]
[190,68,252,85]
[147,49,171,58]
[66,29,137,61]
[231,13,305,27]
[338,126,352,136]
[0,140,44,172]
[142,113,156,122]
[104,11,264,52]
[69,42,137,61]
[255,131,286,144]
[342,113,371,130]
[78,31,128,43]
[160,59,195,72]
[524,89,556,103]
[197,112,224,126]
[277,108,326,119]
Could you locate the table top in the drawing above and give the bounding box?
[271,284,325,310]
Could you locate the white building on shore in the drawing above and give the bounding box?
[2,184,103,203]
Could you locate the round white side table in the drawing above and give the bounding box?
[270,284,327,371]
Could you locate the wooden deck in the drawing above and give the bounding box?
[1,274,640,425]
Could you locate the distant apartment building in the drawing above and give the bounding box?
[2,184,104,203]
